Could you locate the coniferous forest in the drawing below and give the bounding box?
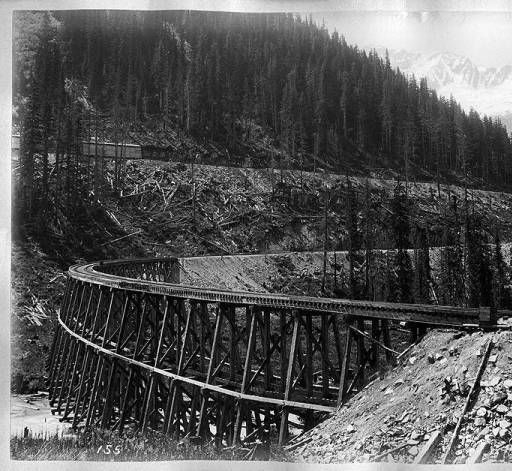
[15,10,512,191]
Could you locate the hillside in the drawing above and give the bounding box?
[102,160,512,259]
[290,328,512,464]
[14,10,512,195]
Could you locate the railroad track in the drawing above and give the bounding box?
[48,257,510,447]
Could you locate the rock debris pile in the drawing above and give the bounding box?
[291,329,512,464]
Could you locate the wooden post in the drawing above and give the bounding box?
[49,282,81,401]
[331,315,343,382]
[100,294,131,428]
[279,313,300,445]
[337,318,353,408]
[196,304,224,437]
[305,315,313,396]
[74,290,107,423]
[164,299,194,434]
[356,319,366,388]
[85,289,116,427]
[58,283,93,415]
[72,344,94,427]
[229,306,237,382]
[187,386,200,436]
[381,319,393,364]
[466,441,489,464]
[263,308,271,390]
[414,430,442,464]
[321,314,329,397]
[442,340,493,464]
[141,296,170,430]
[233,306,256,444]
[200,303,208,374]
[370,320,380,367]
[280,311,287,393]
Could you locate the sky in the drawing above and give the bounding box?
[311,10,512,68]
[133,1,512,68]
[5,0,512,66]
[200,1,512,68]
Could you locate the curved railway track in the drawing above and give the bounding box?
[48,257,508,446]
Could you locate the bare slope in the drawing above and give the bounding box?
[179,251,344,294]
[291,329,512,464]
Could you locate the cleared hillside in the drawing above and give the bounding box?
[102,159,512,260]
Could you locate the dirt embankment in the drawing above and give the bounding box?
[179,251,346,295]
[290,329,512,464]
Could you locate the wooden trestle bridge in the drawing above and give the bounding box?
[48,258,504,446]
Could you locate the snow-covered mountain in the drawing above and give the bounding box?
[375,48,512,131]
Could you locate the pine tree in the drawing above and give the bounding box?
[389,183,413,304]
[439,196,465,306]
[346,178,362,299]
[493,231,510,309]
[414,226,431,303]
[466,213,493,308]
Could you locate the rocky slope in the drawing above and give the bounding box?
[291,328,512,464]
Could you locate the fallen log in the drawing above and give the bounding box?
[441,339,493,464]
[413,430,442,464]
[373,442,410,462]
[396,341,418,362]
[119,189,152,198]
[284,436,312,451]
[349,325,400,356]
[372,425,440,462]
[100,229,142,247]
[106,210,122,227]
[466,441,489,464]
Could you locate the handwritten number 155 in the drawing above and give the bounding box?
[97,444,122,455]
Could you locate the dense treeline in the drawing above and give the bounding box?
[14,10,512,189]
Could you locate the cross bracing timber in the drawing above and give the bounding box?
[48,257,510,446]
